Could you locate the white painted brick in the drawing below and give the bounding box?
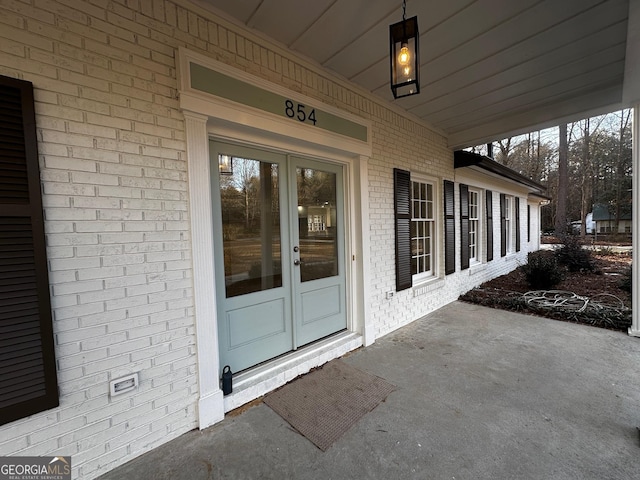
[49,256,100,271]
[50,294,78,309]
[83,354,131,375]
[103,274,147,289]
[79,332,128,350]
[71,171,120,186]
[47,233,98,246]
[43,182,96,196]
[96,185,142,198]
[29,416,87,445]
[98,232,143,244]
[14,438,61,457]
[45,208,97,221]
[126,302,167,319]
[58,348,109,370]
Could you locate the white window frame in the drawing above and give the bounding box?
[505,195,513,254]
[411,176,437,283]
[468,188,481,264]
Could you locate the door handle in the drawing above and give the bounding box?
[294,259,302,266]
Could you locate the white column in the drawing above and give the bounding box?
[629,104,640,337]
[357,155,375,346]
[184,112,226,425]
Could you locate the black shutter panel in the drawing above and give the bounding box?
[500,193,507,257]
[444,180,455,275]
[0,75,58,426]
[515,197,521,252]
[459,184,469,270]
[527,204,531,242]
[486,190,493,262]
[394,168,412,291]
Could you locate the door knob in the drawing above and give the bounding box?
[294,259,301,266]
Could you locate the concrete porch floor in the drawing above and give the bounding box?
[97,301,640,480]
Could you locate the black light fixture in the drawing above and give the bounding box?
[389,0,420,99]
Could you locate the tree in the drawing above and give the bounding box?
[555,123,568,235]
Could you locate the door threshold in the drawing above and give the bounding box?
[222,331,363,413]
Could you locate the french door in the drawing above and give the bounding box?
[210,141,347,374]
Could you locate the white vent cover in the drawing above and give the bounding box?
[109,373,139,396]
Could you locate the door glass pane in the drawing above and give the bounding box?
[219,156,281,297]
[296,167,338,282]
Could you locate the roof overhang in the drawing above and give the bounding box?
[454,150,548,198]
[198,0,638,149]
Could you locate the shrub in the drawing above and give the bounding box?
[554,234,596,272]
[521,251,564,289]
[619,265,632,293]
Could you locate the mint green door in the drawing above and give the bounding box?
[290,158,347,347]
[211,142,346,374]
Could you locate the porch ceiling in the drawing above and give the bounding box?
[197,0,639,149]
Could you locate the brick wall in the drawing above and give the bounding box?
[0,1,538,478]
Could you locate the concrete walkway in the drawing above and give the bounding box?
[98,302,640,480]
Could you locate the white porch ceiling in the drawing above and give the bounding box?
[198,0,638,149]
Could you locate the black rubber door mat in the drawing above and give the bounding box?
[263,360,396,451]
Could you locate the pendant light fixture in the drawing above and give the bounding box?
[389,0,420,99]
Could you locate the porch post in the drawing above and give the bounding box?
[184,112,226,425]
[630,104,640,337]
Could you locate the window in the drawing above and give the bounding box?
[468,189,480,263]
[0,75,58,426]
[500,194,514,256]
[504,195,512,253]
[394,168,440,290]
[411,178,435,280]
[500,194,520,256]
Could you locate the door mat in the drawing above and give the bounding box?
[263,360,396,451]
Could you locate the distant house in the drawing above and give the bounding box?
[592,204,632,235]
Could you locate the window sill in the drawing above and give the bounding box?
[413,277,444,297]
[469,262,486,275]
[504,252,519,262]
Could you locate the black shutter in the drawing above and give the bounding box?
[500,193,507,257]
[0,75,58,426]
[394,168,412,291]
[515,197,521,252]
[459,184,469,270]
[527,204,531,242]
[444,180,455,275]
[486,190,493,262]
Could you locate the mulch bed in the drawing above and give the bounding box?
[460,251,632,331]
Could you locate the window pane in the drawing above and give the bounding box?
[297,167,338,282]
[221,158,282,298]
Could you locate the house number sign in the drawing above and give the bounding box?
[189,61,367,142]
[284,100,317,126]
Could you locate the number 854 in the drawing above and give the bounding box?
[285,99,317,126]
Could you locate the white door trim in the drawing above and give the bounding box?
[179,49,373,428]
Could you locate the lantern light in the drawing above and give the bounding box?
[390,1,420,99]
